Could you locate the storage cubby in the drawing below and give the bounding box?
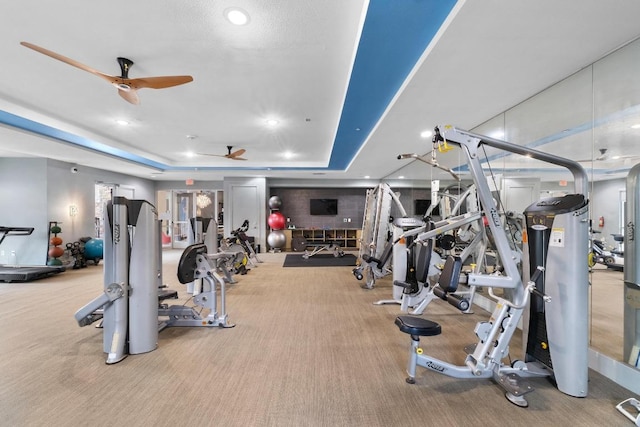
[285,228,361,251]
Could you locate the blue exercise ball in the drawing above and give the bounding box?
[84,239,104,264]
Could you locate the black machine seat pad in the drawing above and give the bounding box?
[177,243,208,284]
[439,255,462,293]
[362,237,393,269]
[395,315,441,337]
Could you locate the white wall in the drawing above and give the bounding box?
[591,178,626,245]
[0,158,155,265]
[0,158,48,265]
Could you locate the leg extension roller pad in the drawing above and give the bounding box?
[395,315,441,337]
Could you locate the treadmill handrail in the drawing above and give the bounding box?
[0,226,35,245]
[0,226,35,235]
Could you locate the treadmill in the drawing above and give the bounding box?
[0,226,65,283]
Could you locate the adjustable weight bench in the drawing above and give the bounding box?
[303,241,344,259]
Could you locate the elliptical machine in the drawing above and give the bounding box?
[220,219,262,272]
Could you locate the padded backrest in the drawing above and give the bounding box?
[415,221,435,282]
[376,234,394,269]
[177,243,208,284]
[439,255,462,293]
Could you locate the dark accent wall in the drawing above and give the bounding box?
[270,186,434,230]
[271,188,366,229]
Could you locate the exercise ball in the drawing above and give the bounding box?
[267,212,286,230]
[50,236,63,246]
[84,238,104,262]
[50,225,62,234]
[48,246,64,258]
[267,230,286,249]
[268,195,282,210]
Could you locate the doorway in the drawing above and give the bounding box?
[157,190,223,249]
[94,183,134,238]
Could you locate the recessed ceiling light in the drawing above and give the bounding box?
[266,119,279,126]
[185,151,195,158]
[364,175,370,179]
[283,151,294,159]
[420,130,432,139]
[225,7,250,25]
[115,119,129,126]
[398,176,405,179]
[631,124,640,129]
[612,155,621,160]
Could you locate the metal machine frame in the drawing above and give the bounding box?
[396,125,589,407]
[354,183,406,289]
[624,163,640,369]
[75,197,234,365]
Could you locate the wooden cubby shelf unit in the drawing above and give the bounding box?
[282,228,362,251]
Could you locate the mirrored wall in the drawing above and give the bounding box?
[475,37,640,367]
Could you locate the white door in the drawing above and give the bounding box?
[172,191,194,249]
[231,186,260,236]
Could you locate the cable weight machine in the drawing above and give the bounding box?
[394,125,590,407]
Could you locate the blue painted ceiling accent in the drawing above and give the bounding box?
[0,110,167,170]
[0,0,458,173]
[328,0,458,170]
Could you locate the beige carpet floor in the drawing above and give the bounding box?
[0,250,635,426]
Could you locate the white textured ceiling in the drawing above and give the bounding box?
[1,0,640,183]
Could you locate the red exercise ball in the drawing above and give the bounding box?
[50,236,63,246]
[268,212,286,230]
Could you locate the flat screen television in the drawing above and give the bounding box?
[415,199,439,217]
[310,198,338,216]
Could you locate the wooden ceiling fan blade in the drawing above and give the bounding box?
[197,152,248,160]
[118,88,140,105]
[198,153,227,158]
[20,41,115,84]
[129,75,194,90]
[229,149,246,157]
